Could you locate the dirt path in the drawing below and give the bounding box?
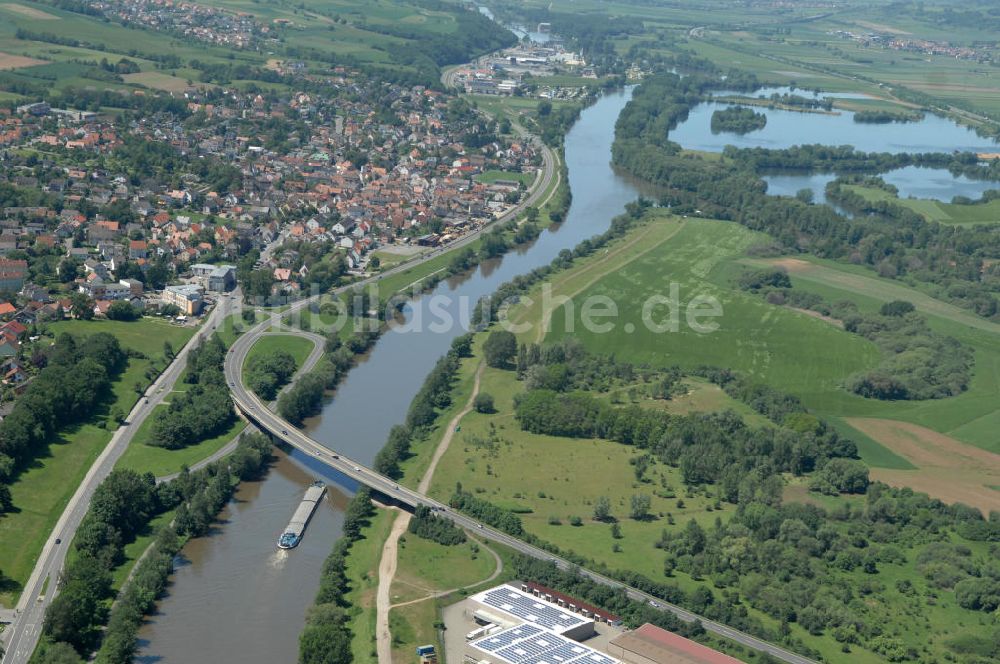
[375,362,485,662]
[388,535,503,611]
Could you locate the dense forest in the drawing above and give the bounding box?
[612,72,1000,320]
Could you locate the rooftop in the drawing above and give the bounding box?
[609,623,745,664]
[471,585,591,635]
[471,624,617,664]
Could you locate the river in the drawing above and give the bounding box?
[135,88,643,663]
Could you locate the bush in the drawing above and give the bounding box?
[473,393,495,414]
[408,505,466,545]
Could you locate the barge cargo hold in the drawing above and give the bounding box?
[277,481,326,549]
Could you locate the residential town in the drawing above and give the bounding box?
[0,63,541,400]
[88,0,271,50]
[832,29,991,62]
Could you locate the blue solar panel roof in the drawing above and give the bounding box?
[476,587,589,633]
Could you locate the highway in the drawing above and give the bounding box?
[1,295,234,664]
[225,319,817,664]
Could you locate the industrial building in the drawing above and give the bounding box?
[608,623,745,664]
[450,583,743,664]
[461,584,618,664]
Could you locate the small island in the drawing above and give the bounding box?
[853,109,924,124]
[710,105,767,134]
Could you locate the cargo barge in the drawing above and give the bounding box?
[277,481,326,549]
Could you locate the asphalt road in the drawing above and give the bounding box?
[1,295,234,664]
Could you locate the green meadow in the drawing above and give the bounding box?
[0,317,194,606]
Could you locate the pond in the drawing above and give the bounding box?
[670,100,999,154]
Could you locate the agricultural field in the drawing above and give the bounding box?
[0,0,510,103]
[500,208,1000,510]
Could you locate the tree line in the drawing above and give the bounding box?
[372,333,468,479]
[298,488,375,664]
[0,332,126,517]
[408,504,466,545]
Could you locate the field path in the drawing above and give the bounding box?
[375,361,484,662]
[389,535,503,611]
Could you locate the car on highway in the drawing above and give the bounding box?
[282,429,288,435]
[353,466,361,471]
[55,538,61,544]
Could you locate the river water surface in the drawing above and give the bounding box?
[136,88,644,663]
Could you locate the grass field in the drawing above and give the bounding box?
[0,317,195,606]
[846,184,1000,226]
[517,213,882,412]
[344,508,393,662]
[475,169,535,186]
[243,334,316,374]
[114,401,246,478]
[387,538,515,662]
[504,208,1000,497]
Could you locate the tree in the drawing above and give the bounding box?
[880,300,915,317]
[70,293,94,320]
[106,301,140,321]
[30,640,82,664]
[483,330,517,369]
[58,257,81,283]
[593,495,612,522]
[473,393,495,414]
[630,493,651,520]
[163,341,175,360]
